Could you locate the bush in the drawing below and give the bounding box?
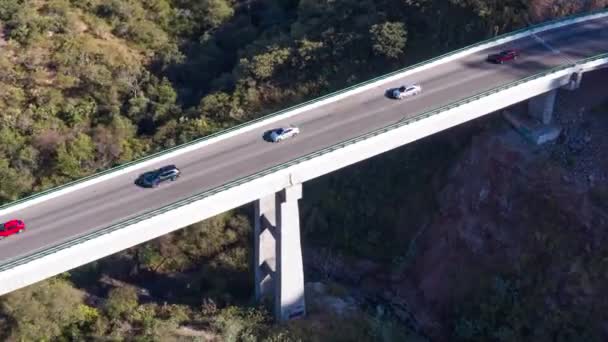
[370,22,408,59]
[212,306,268,342]
[105,286,139,321]
[0,278,88,340]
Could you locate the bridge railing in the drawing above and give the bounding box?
[1,8,606,213]
[1,51,606,272]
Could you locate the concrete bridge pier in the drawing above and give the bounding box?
[528,89,557,124]
[254,183,306,321]
[564,71,583,91]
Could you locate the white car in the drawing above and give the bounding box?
[389,84,422,99]
[270,126,300,142]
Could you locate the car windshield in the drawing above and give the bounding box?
[144,172,158,180]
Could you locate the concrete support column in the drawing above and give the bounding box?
[254,193,277,301]
[528,89,557,125]
[565,71,583,91]
[254,183,306,321]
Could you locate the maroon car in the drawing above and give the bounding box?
[0,219,25,239]
[487,49,520,64]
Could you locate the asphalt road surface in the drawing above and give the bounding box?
[0,17,607,263]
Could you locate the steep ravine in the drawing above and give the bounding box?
[303,69,608,340]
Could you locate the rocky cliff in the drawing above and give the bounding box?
[306,69,608,341]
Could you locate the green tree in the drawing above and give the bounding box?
[4,6,50,45]
[369,22,408,59]
[105,286,139,321]
[200,0,235,29]
[59,98,97,126]
[0,158,34,202]
[237,46,292,82]
[148,77,178,121]
[199,91,235,121]
[0,0,20,21]
[176,117,218,144]
[212,306,268,342]
[54,133,95,178]
[0,278,89,341]
[294,39,325,70]
[0,127,26,159]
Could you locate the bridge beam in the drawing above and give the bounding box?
[528,89,557,124]
[254,183,306,321]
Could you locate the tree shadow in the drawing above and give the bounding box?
[71,256,253,310]
[164,1,299,109]
[0,315,14,342]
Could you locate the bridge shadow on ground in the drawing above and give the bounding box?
[70,246,253,308]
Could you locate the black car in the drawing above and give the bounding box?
[136,165,181,188]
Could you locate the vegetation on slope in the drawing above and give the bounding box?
[0,0,575,202]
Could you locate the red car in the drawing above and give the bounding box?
[487,49,520,64]
[0,219,25,239]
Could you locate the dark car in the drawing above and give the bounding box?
[136,165,181,188]
[487,49,520,64]
[0,219,25,239]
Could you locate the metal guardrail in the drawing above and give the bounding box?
[1,52,606,272]
[0,8,606,212]
[580,52,608,63]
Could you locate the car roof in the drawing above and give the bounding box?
[3,220,21,227]
[159,165,178,172]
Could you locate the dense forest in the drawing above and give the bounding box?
[0,0,606,340]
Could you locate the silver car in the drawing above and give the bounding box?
[389,84,422,99]
[269,126,300,142]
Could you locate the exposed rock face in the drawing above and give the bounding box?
[401,72,608,339]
